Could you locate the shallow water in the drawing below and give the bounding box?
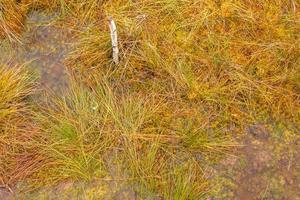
[1,11,72,93]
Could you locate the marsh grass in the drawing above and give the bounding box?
[0,0,299,199]
[0,63,41,190]
[0,0,27,42]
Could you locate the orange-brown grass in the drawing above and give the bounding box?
[0,63,44,192]
[65,0,300,125]
[23,0,103,23]
[0,0,27,42]
[21,0,64,10]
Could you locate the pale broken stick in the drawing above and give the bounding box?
[108,17,119,64]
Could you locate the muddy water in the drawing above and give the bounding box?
[20,12,71,92]
[213,124,300,200]
[1,11,72,93]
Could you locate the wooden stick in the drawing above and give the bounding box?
[108,16,119,64]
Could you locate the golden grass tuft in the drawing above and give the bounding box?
[0,0,28,42]
[0,63,42,191]
[29,75,228,198]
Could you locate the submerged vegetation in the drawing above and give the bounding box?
[0,0,299,199]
